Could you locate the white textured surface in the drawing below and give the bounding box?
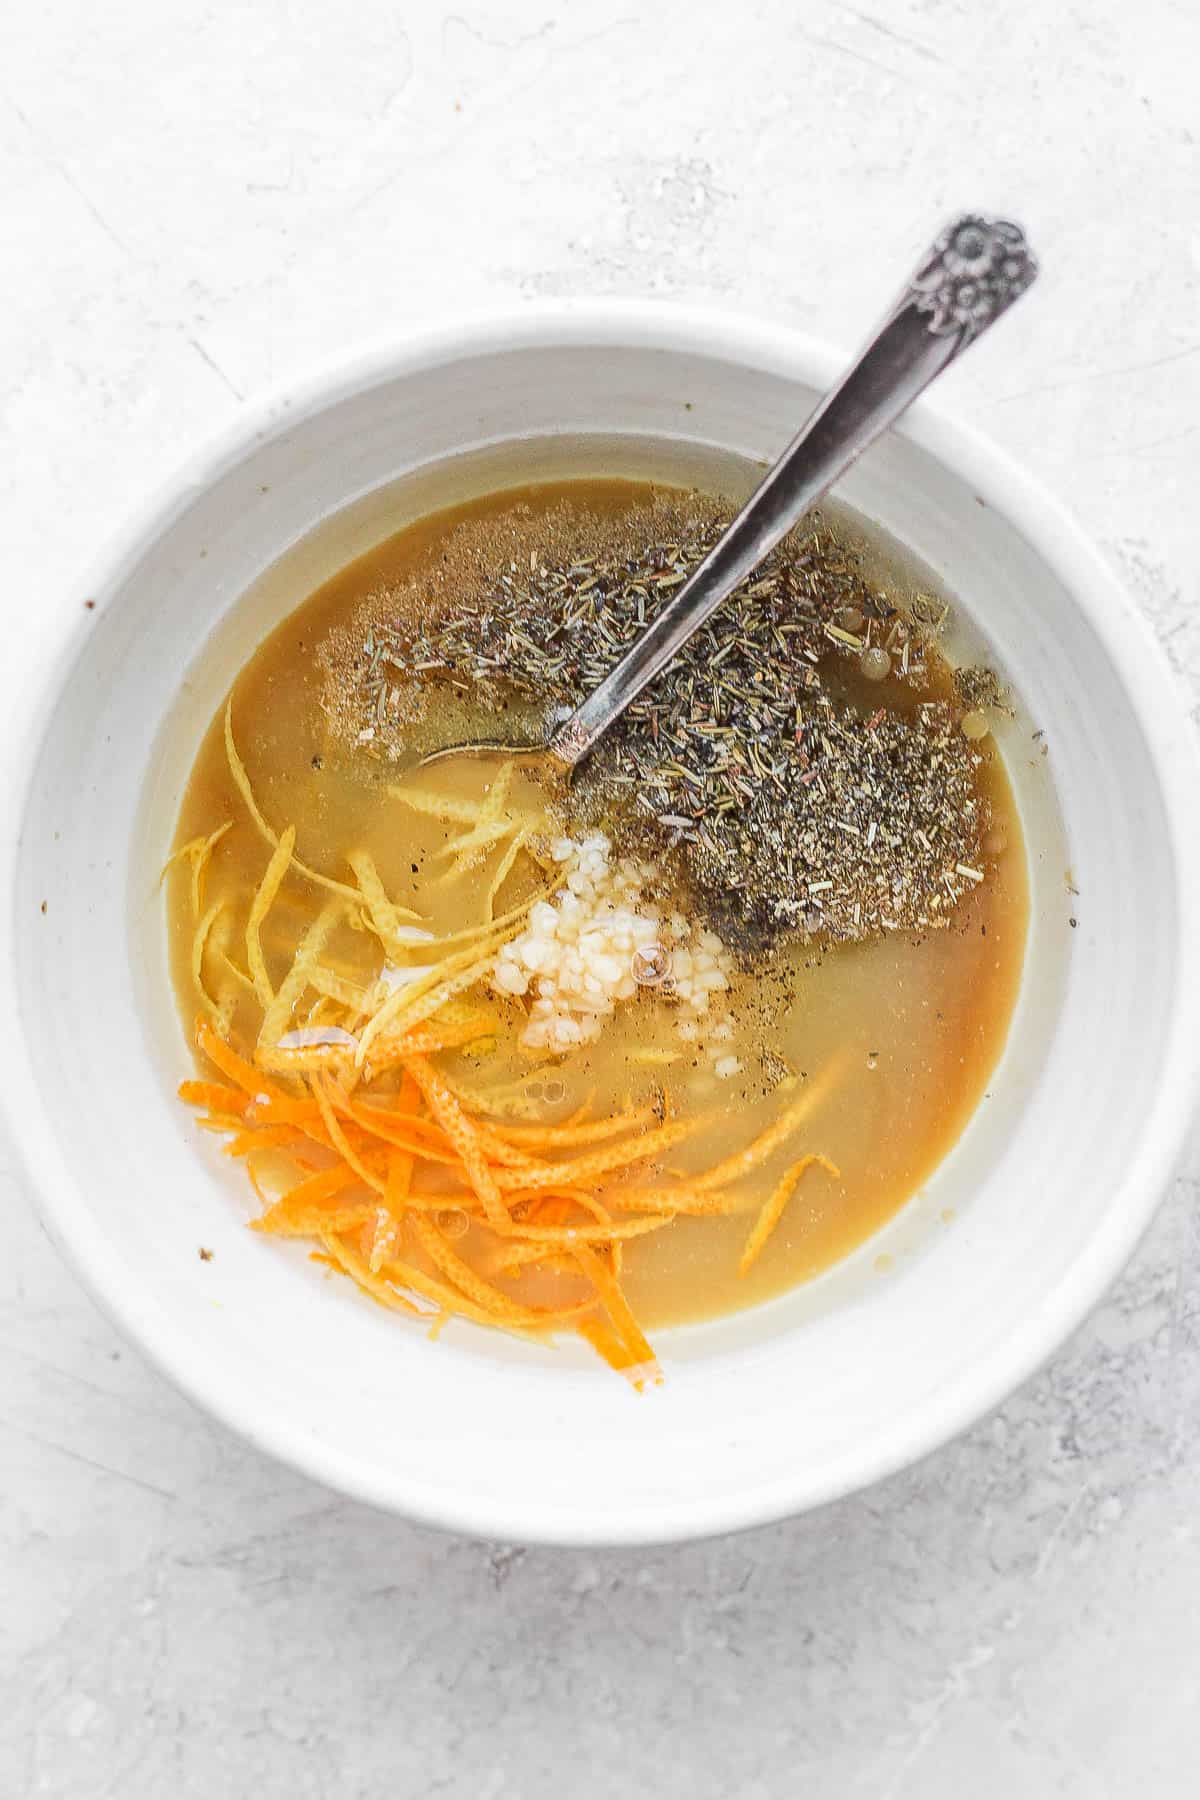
[3,1,1199,1792]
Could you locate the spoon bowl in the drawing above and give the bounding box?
[418,737,568,779]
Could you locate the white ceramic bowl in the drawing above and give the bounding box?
[5,305,1199,1546]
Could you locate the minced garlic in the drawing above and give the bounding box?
[491,832,734,1054]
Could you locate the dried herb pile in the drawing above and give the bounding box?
[318,492,996,946]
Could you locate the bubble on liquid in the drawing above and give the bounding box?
[543,1077,566,1105]
[837,605,865,633]
[436,1208,470,1241]
[631,943,672,986]
[961,709,990,741]
[860,646,892,682]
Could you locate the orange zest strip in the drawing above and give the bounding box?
[367,1015,497,1061]
[492,1118,695,1193]
[396,1069,421,1113]
[456,1116,551,1172]
[403,1054,511,1232]
[256,1200,379,1239]
[505,1187,614,1231]
[318,1231,426,1317]
[194,1016,287,1101]
[368,1205,402,1274]
[246,1095,322,1126]
[194,1110,252,1134]
[311,1076,388,1197]
[368,1151,413,1272]
[223,1123,304,1157]
[738,1154,841,1276]
[366,1243,580,1330]
[385,1149,414,1210]
[178,1079,248,1115]
[340,1093,440,1130]
[605,1184,751,1217]
[367,1109,454,1144]
[392,1144,420,1202]
[500,1215,672,1245]
[576,1311,650,1386]
[571,1245,661,1389]
[252,1163,363,1234]
[486,1239,565,1277]
[338,1098,461,1165]
[406,1214,565,1325]
[692,1055,845,1192]
[400,1189,485,1214]
[288,1148,327,1172]
[490,1108,654,1151]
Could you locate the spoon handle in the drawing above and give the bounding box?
[548,214,1037,768]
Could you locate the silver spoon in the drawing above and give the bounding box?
[421,213,1037,780]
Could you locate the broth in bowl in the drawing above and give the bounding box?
[165,478,1026,1383]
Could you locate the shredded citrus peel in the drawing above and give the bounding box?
[182,1015,837,1387]
[485,824,532,921]
[161,820,233,918]
[191,900,229,1022]
[224,699,362,903]
[178,762,839,1385]
[738,1154,841,1275]
[346,848,424,933]
[353,948,505,1065]
[387,782,494,825]
[689,1054,847,1192]
[389,760,550,915]
[245,825,296,1008]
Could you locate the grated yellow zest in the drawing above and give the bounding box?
[160,819,233,919]
[190,898,231,1024]
[244,826,296,1010]
[225,698,362,902]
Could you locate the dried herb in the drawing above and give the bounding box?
[319,492,997,948]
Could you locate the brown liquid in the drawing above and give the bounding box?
[167,479,1028,1331]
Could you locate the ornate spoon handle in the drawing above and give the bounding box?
[548,214,1037,768]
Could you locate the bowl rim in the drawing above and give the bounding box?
[5,300,1200,1545]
